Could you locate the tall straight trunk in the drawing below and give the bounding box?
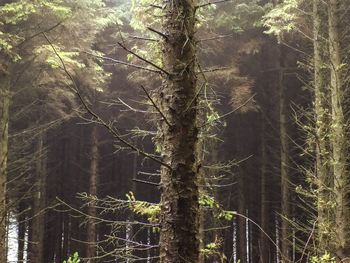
[86,124,99,262]
[158,1,199,262]
[238,167,246,263]
[17,203,25,263]
[313,0,332,253]
[0,74,10,263]
[29,133,47,263]
[259,114,269,263]
[327,0,349,258]
[279,66,290,261]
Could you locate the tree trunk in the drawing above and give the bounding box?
[313,0,333,253]
[86,124,99,262]
[28,133,47,263]
[0,74,10,263]
[279,66,290,262]
[17,202,25,263]
[260,114,269,263]
[327,0,350,259]
[158,1,200,262]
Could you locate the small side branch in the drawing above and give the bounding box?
[83,51,161,74]
[132,178,159,187]
[147,27,168,40]
[140,85,171,127]
[200,93,256,128]
[195,0,232,9]
[117,42,170,75]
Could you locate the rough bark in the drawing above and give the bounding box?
[0,73,9,263]
[158,1,200,262]
[86,124,99,262]
[313,0,333,253]
[327,0,350,259]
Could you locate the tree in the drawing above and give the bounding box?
[157,1,200,262]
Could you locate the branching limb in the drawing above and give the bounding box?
[43,33,171,170]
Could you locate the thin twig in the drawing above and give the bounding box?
[200,93,256,128]
[196,0,232,9]
[140,85,171,127]
[83,50,161,74]
[132,179,159,186]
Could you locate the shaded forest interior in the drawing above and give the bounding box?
[0,0,350,262]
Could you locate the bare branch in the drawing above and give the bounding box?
[195,0,233,9]
[83,50,161,74]
[132,178,159,186]
[140,85,171,127]
[147,27,168,40]
[117,42,170,75]
[43,33,171,170]
[200,93,256,128]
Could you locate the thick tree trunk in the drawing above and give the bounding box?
[0,74,10,263]
[327,0,350,259]
[86,124,99,262]
[313,0,333,253]
[158,1,200,262]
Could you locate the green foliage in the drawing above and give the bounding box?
[310,252,336,263]
[214,1,267,32]
[63,252,80,263]
[34,45,85,69]
[201,240,227,261]
[263,0,302,38]
[126,192,160,224]
[199,193,236,221]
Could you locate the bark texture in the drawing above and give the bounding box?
[279,64,290,262]
[313,0,333,253]
[158,1,200,262]
[327,0,350,259]
[0,73,9,263]
[86,124,99,262]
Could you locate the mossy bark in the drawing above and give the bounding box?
[327,0,350,259]
[158,1,200,262]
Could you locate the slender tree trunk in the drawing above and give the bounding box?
[0,73,10,263]
[158,1,200,262]
[279,66,291,262]
[29,133,47,263]
[327,0,350,259]
[86,124,99,262]
[17,203,25,263]
[260,114,269,263]
[313,0,332,253]
[238,168,246,263]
